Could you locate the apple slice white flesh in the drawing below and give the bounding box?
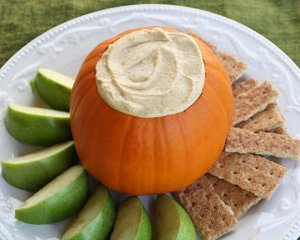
[15,165,89,224]
[155,194,197,240]
[1,141,76,191]
[62,185,116,240]
[110,196,152,240]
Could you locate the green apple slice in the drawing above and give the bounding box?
[33,68,74,111]
[1,141,76,191]
[62,185,116,240]
[5,103,72,146]
[110,196,152,240]
[15,165,89,224]
[155,195,197,240]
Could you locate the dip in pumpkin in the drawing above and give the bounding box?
[95,28,205,118]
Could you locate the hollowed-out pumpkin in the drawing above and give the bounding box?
[70,26,233,195]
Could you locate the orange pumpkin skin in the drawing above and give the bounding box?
[70,27,233,195]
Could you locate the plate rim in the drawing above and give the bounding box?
[0,4,299,240]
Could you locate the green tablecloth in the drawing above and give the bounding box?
[0,0,299,67]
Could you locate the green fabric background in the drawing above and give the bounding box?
[0,0,299,67]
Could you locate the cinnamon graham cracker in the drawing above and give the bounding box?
[217,51,247,82]
[206,174,261,218]
[236,104,284,132]
[225,127,300,159]
[209,152,287,199]
[268,108,287,134]
[232,78,259,97]
[233,81,279,125]
[270,125,288,135]
[174,176,237,240]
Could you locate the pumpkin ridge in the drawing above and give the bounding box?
[76,99,98,145]
[90,114,103,181]
[83,51,102,64]
[75,70,95,88]
[75,98,100,173]
[202,84,229,151]
[76,57,98,82]
[176,113,188,186]
[206,58,228,81]
[117,115,133,192]
[152,119,159,191]
[81,44,109,67]
[72,96,97,155]
[161,117,172,191]
[205,82,231,129]
[71,75,95,111]
[94,103,116,187]
[155,117,169,191]
[150,120,158,193]
[211,70,233,127]
[72,84,96,127]
[139,119,156,194]
[120,117,138,194]
[186,89,225,178]
[90,101,107,177]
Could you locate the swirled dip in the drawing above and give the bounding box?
[95,28,205,118]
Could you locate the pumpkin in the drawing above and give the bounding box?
[70,27,233,195]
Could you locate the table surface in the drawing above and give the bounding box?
[0,0,299,68]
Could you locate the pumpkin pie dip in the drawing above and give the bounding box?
[95,28,205,118]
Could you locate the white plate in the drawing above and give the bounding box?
[0,4,299,240]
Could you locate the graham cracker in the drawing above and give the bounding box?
[270,125,288,135]
[236,104,284,132]
[268,109,288,134]
[217,51,247,82]
[233,81,279,125]
[232,78,260,97]
[209,152,287,199]
[225,127,300,159]
[187,30,217,52]
[206,174,261,218]
[174,175,237,240]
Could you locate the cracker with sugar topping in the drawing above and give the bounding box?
[232,78,259,97]
[174,175,237,240]
[236,104,284,132]
[209,152,287,199]
[269,125,288,135]
[225,127,300,159]
[217,51,247,82]
[233,81,279,125]
[206,174,261,218]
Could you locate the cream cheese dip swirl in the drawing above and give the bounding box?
[95,28,205,118]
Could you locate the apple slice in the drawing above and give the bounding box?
[1,141,76,191]
[62,185,116,240]
[34,68,74,111]
[15,165,89,224]
[155,194,196,240]
[110,196,152,240]
[5,103,71,146]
